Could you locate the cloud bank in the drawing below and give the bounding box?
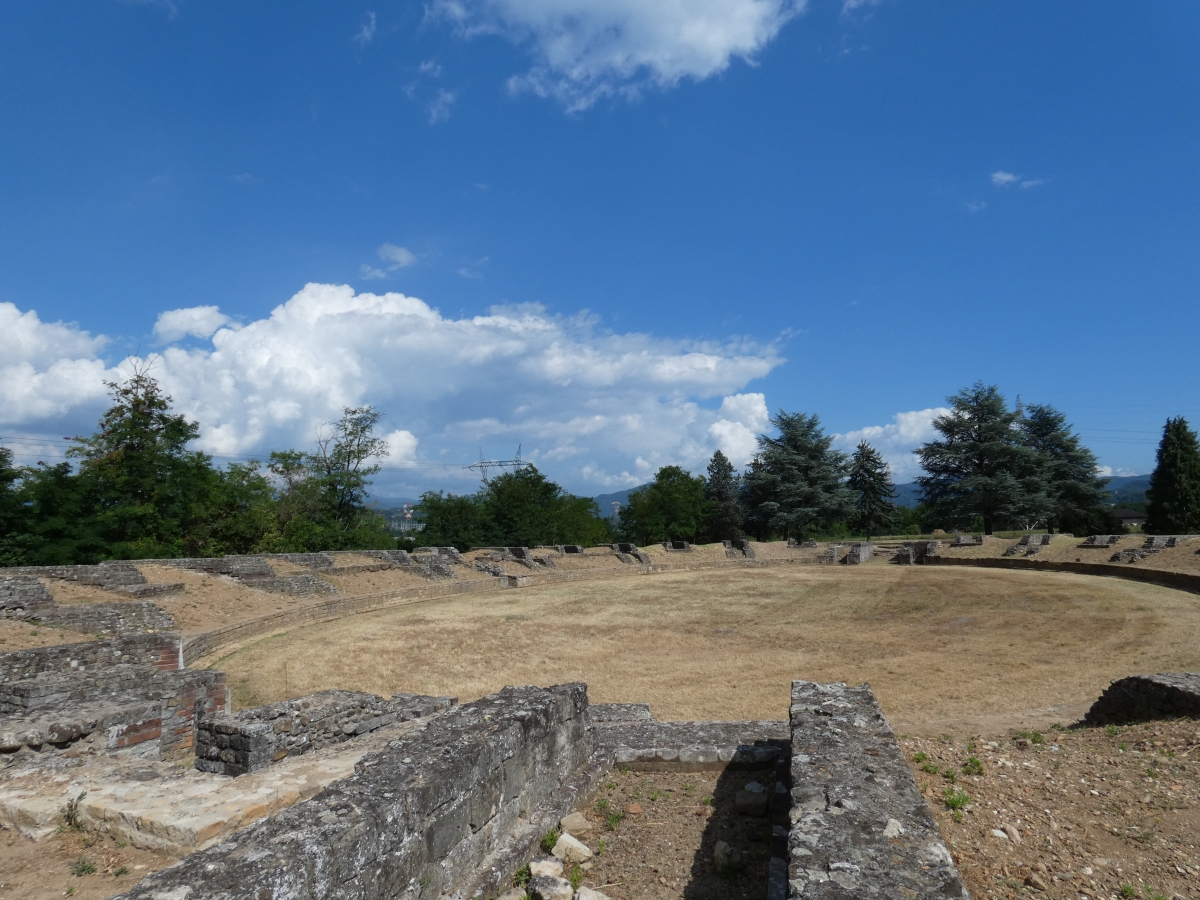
[432,0,806,109]
[833,407,950,482]
[1,286,783,494]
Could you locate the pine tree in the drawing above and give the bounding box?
[916,383,1036,535]
[1019,404,1111,535]
[846,441,896,540]
[1146,417,1200,534]
[741,412,853,542]
[703,450,743,542]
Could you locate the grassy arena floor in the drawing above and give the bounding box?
[207,566,1200,737]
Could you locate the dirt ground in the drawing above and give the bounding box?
[205,566,1200,736]
[557,768,774,900]
[902,719,1200,900]
[0,823,177,900]
[0,620,96,652]
[136,564,318,634]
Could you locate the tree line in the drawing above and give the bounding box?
[3,376,1198,565]
[0,371,396,565]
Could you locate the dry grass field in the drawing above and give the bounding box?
[206,565,1200,737]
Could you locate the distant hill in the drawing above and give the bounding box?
[891,474,1149,509]
[593,485,648,519]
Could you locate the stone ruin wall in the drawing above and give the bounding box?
[0,632,228,759]
[196,689,456,776]
[112,679,971,900]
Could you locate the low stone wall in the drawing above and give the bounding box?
[0,632,181,683]
[0,666,227,757]
[925,555,1200,595]
[30,600,176,635]
[1085,673,1200,726]
[196,690,456,776]
[787,680,968,898]
[0,575,53,613]
[116,683,601,900]
[593,716,789,771]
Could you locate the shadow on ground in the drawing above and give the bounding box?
[681,763,783,900]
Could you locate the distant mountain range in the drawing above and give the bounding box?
[593,474,1150,517]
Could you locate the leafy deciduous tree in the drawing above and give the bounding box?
[618,465,708,545]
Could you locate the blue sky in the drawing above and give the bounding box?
[1,0,1198,498]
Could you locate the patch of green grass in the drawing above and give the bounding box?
[942,788,970,811]
[702,794,713,806]
[912,751,928,763]
[1106,724,1119,737]
[1119,742,1128,752]
[1118,885,1137,898]
[920,762,939,775]
[605,811,625,831]
[597,839,607,856]
[539,828,560,854]
[71,854,96,877]
[1014,730,1045,745]
[568,864,583,891]
[682,782,695,794]
[962,756,984,776]
[941,770,957,784]
[594,798,610,813]
[114,866,130,878]
[649,789,662,801]
[513,864,531,887]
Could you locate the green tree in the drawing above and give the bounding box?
[0,448,32,565]
[67,369,222,558]
[1146,417,1200,534]
[414,491,488,551]
[916,383,1036,536]
[741,412,853,542]
[416,466,612,550]
[1019,404,1112,535]
[267,408,396,551]
[479,466,611,547]
[846,441,896,540]
[618,465,708,545]
[703,450,743,542]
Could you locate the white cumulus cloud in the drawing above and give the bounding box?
[0,286,782,494]
[432,0,806,110]
[834,407,951,482]
[0,303,113,427]
[154,305,232,343]
[991,170,1019,187]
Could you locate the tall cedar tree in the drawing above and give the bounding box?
[1020,404,1112,534]
[618,465,708,545]
[703,450,743,542]
[916,383,1036,535]
[741,412,853,542]
[846,441,896,540]
[1146,417,1200,534]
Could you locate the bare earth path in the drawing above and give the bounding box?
[206,565,1200,737]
